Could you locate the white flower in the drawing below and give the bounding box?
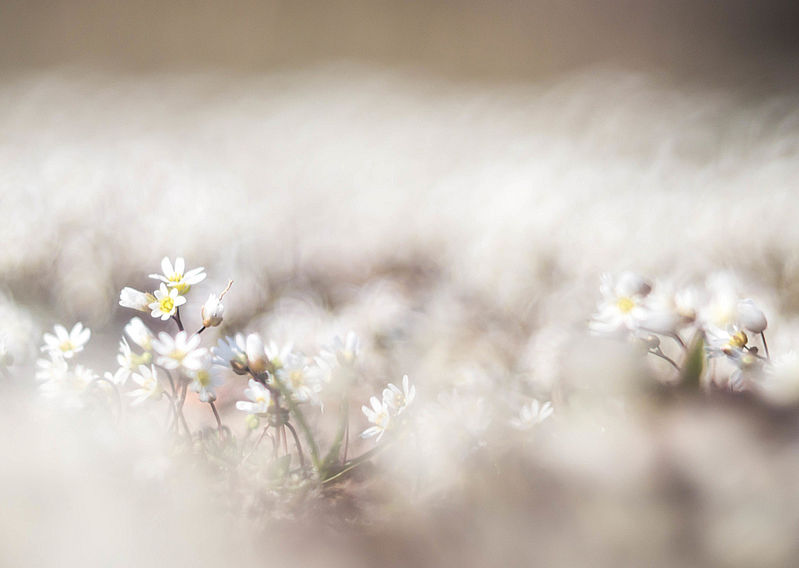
[148,283,186,321]
[382,374,416,415]
[235,378,272,415]
[510,399,554,430]
[152,331,206,371]
[265,340,294,370]
[104,368,129,386]
[589,272,651,336]
[212,333,248,369]
[35,354,69,383]
[277,352,323,405]
[149,256,206,294]
[124,317,154,351]
[705,325,749,358]
[245,333,267,374]
[361,396,391,441]
[39,364,97,408]
[128,365,164,406]
[737,299,768,334]
[201,293,224,328]
[41,322,91,359]
[186,357,224,403]
[700,273,740,329]
[640,283,700,335]
[119,287,156,312]
[321,331,360,367]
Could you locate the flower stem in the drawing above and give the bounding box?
[209,401,223,431]
[761,331,771,360]
[272,375,320,471]
[649,348,681,371]
[172,308,184,332]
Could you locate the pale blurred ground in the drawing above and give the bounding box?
[3,2,799,567]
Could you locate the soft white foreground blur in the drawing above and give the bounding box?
[3,65,799,567]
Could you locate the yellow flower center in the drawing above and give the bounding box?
[159,296,175,314]
[59,340,73,352]
[728,331,748,350]
[169,274,190,294]
[616,297,635,314]
[196,370,210,387]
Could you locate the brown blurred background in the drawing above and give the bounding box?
[2,0,799,88]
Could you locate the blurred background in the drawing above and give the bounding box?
[3,2,799,567]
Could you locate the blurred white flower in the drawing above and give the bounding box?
[701,273,740,329]
[278,352,323,405]
[321,331,360,367]
[128,365,164,406]
[201,293,224,328]
[705,325,749,358]
[152,331,206,371]
[41,322,91,359]
[148,283,186,321]
[186,357,224,403]
[640,282,700,335]
[736,299,768,334]
[382,374,416,415]
[236,378,272,415]
[104,368,129,386]
[589,272,651,336]
[361,395,391,441]
[35,353,69,383]
[510,399,554,430]
[119,287,156,312]
[124,317,154,351]
[149,256,206,294]
[212,333,248,369]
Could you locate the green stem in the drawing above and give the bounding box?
[321,399,349,472]
[272,375,320,471]
[321,442,389,485]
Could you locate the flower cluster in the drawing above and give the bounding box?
[589,271,784,396]
[36,322,98,408]
[361,374,416,442]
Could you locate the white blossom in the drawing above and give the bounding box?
[128,365,164,406]
[149,256,206,294]
[119,287,156,312]
[361,395,391,441]
[510,399,554,430]
[41,322,91,359]
[235,378,272,415]
[148,283,186,321]
[382,374,416,415]
[152,331,206,371]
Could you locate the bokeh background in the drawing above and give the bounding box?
[3,1,799,567]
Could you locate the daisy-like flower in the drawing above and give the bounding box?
[320,331,361,367]
[41,322,91,359]
[152,331,205,371]
[589,272,651,336]
[705,325,750,358]
[382,374,416,415]
[212,333,248,370]
[277,352,323,405]
[186,354,224,402]
[35,354,69,383]
[148,283,186,321]
[235,379,272,415]
[640,282,701,335]
[510,399,554,430]
[128,365,164,406]
[124,317,154,351]
[361,396,391,442]
[119,287,157,312]
[149,256,206,294]
[116,337,152,385]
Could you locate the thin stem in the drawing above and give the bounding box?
[670,332,687,350]
[322,443,389,485]
[343,416,350,463]
[272,375,320,470]
[172,307,184,332]
[209,401,223,431]
[285,422,306,470]
[761,331,771,360]
[193,326,206,337]
[649,348,681,372]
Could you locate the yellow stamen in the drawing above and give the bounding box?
[616,297,635,314]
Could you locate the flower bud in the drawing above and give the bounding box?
[201,293,224,328]
[737,299,767,333]
[119,287,156,312]
[246,333,267,374]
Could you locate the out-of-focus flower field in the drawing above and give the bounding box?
[3,65,799,567]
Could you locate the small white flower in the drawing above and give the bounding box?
[212,333,248,369]
[119,287,157,312]
[705,325,749,358]
[382,374,416,415]
[152,331,206,371]
[41,322,91,359]
[361,395,391,441]
[277,352,323,405]
[149,256,206,294]
[235,378,272,415]
[35,354,69,383]
[201,293,224,328]
[128,365,164,406]
[510,399,554,430]
[321,331,360,367]
[589,272,651,336]
[187,357,224,403]
[148,283,187,321]
[124,317,154,351]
